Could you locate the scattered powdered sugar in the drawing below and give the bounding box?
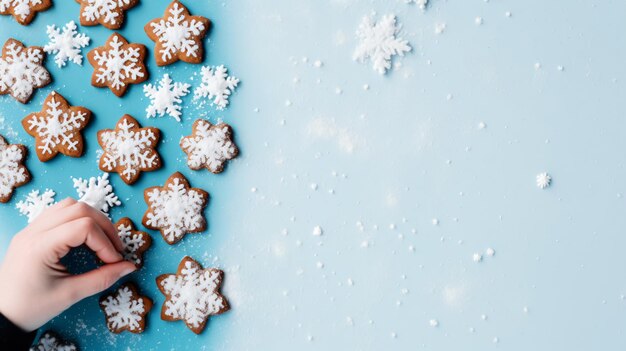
[194,65,239,110]
[353,14,411,75]
[406,0,428,10]
[72,173,121,215]
[16,189,55,223]
[143,74,190,122]
[312,225,323,236]
[29,331,77,351]
[44,21,90,68]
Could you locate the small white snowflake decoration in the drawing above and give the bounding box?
[353,14,412,75]
[143,74,190,122]
[157,256,229,334]
[44,21,90,68]
[99,283,152,334]
[29,331,77,351]
[143,172,208,245]
[16,189,55,223]
[180,119,239,173]
[536,172,551,189]
[406,0,428,10]
[0,38,51,103]
[145,0,210,66]
[194,65,239,110]
[72,173,121,215]
[0,135,30,203]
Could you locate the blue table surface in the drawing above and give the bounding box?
[2,0,626,349]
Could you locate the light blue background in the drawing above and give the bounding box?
[2,0,626,349]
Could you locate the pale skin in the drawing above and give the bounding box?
[0,198,136,331]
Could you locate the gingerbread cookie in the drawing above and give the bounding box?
[143,172,208,245]
[0,38,51,104]
[87,33,148,97]
[144,0,210,66]
[30,331,78,351]
[180,119,238,173]
[156,256,229,334]
[115,217,151,268]
[0,135,30,203]
[0,0,51,25]
[99,283,152,334]
[76,0,138,29]
[22,91,91,162]
[97,115,161,185]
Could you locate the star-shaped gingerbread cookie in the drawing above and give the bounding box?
[100,283,152,334]
[144,0,210,66]
[0,135,30,203]
[142,172,208,245]
[87,33,148,97]
[156,256,229,334]
[180,119,239,174]
[0,0,51,25]
[115,217,152,268]
[97,114,162,185]
[76,0,138,29]
[0,38,51,104]
[22,91,91,162]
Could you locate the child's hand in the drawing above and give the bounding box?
[0,198,136,331]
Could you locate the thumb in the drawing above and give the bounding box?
[63,261,137,302]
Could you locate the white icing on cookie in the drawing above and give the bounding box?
[100,285,147,332]
[90,34,145,92]
[0,39,50,103]
[0,136,28,200]
[180,120,238,173]
[80,0,134,27]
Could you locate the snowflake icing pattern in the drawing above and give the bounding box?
[22,91,91,161]
[145,0,209,66]
[194,65,239,110]
[143,74,190,122]
[0,38,51,103]
[78,0,138,29]
[100,284,152,333]
[353,14,412,75]
[97,115,161,184]
[0,135,29,203]
[115,217,151,268]
[16,189,55,223]
[29,331,77,351]
[44,21,90,68]
[72,173,121,215]
[157,256,229,334]
[180,120,238,173]
[0,0,51,25]
[143,172,208,245]
[87,33,147,97]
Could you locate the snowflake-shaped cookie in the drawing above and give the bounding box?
[87,33,148,97]
[0,38,51,103]
[76,0,138,30]
[0,135,30,203]
[72,173,121,215]
[353,14,412,75]
[406,0,428,10]
[145,0,210,66]
[99,283,152,334]
[143,74,190,122]
[115,217,151,268]
[143,172,208,245]
[0,0,51,25]
[156,256,229,334]
[180,119,238,173]
[16,189,55,223]
[44,21,91,68]
[22,91,91,162]
[97,115,162,184]
[30,331,77,351]
[194,65,239,110]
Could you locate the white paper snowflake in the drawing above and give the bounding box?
[0,38,50,103]
[180,120,238,173]
[100,285,148,332]
[44,21,90,68]
[353,14,412,75]
[79,0,136,28]
[157,257,228,332]
[0,136,29,202]
[16,189,55,223]
[194,65,239,110]
[143,74,190,122]
[536,172,551,189]
[147,1,208,64]
[29,331,77,351]
[72,173,121,215]
[144,173,207,244]
[406,0,428,10]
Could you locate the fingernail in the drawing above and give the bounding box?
[119,266,136,278]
